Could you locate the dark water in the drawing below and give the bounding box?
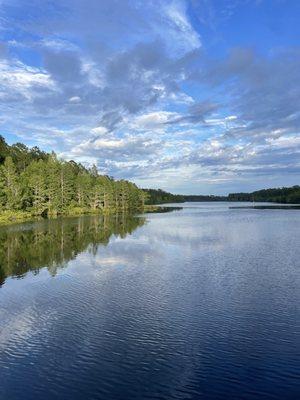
[0,203,299,400]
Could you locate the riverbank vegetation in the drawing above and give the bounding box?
[228,186,300,204]
[1,136,298,226]
[142,189,228,204]
[142,188,185,204]
[145,186,300,204]
[0,136,147,224]
[183,194,227,202]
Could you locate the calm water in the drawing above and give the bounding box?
[0,203,299,400]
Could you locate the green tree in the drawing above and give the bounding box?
[23,160,47,215]
[0,136,159,217]
[0,157,22,210]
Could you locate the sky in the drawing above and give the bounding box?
[0,0,299,194]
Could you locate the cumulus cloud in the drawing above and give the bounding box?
[132,111,179,130]
[0,0,299,193]
[71,134,163,164]
[165,101,219,125]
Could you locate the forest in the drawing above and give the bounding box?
[142,188,185,204]
[143,189,226,203]
[0,136,147,221]
[183,194,227,201]
[145,186,300,204]
[0,136,299,225]
[228,186,300,204]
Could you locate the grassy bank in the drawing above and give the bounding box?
[143,205,183,213]
[0,210,36,226]
[0,205,169,226]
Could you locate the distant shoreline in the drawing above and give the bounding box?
[144,186,300,205]
[229,205,300,210]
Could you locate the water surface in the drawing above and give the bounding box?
[0,203,299,399]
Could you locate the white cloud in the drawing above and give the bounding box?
[0,59,55,100]
[40,38,79,52]
[69,96,81,103]
[71,134,162,162]
[162,0,201,52]
[132,111,179,130]
[267,135,300,148]
[90,126,108,136]
[0,0,299,193]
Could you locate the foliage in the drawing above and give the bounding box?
[228,186,300,204]
[143,185,300,205]
[183,194,227,201]
[0,136,147,217]
[143,188,184,204]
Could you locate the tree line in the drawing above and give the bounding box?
[0,136,147,218]
[142,188,185,204]
[143,189,228,204]
[228,186,300,204]
[145,186,300,204]
[183,194,227,202]
[1,136,298,219]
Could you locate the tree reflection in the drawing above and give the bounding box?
[0,214,145,286]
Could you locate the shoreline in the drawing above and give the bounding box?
[0,205,178,227]
[229,205,300,210]
[2,202,300,227]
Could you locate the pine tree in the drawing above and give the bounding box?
[0,157,22,210]
[0,137,148,216]
[76,172,92,208]
[46,154,62,215]
[24,160,47,215]
[59,162,75,211]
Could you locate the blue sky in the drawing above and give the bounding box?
[0,0,299,194]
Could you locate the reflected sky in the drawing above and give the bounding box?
[0,204,300,400]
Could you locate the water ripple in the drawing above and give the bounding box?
[0,206,300,399]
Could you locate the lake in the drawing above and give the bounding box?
[0,203,299,400]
